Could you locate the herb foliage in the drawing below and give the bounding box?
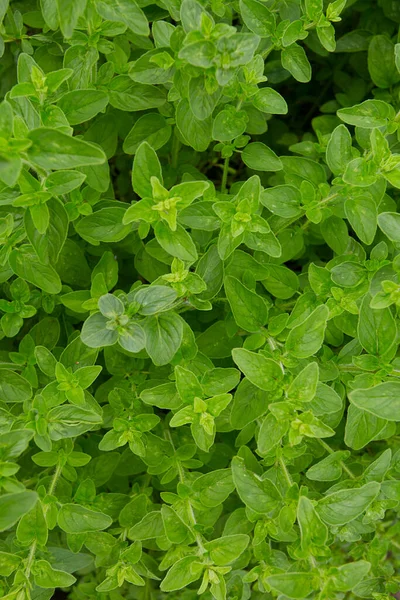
[0,1,400,599]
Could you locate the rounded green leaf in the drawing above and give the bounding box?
[0,492,38,532]
[57,504,112,534]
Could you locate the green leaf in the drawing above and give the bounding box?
[17,502,48,546]
[0,552,21,577]
[0,491,38,532]
[239,0,275,37]
[176,99,212,152]
[161,505,191,544]
[316,482,380,525]
[0,155,22,187]
[128,511,164,540]
[287,362,319,403]
[231,456,281,514]
[175,365,202,403]
[242,142,283,171]
[252,87,287,114]
[0,100,13,138]
[231,378,267,428]
[58,504,112,533]
[96,0,149,36]
[129,49,174,85]
[232,348,283,391]
[57,0,87,38]
[337,100,394,128]
[161,556,204,592]
[45,170,86,195]
[257,413,289,455]
[332,561,371,592]
[108,77,166,111]
[30,204,50,235]
[192,469,235,508]
[317,22,336,52]
[280,155,326,185]
[281,43,312,83]
[0,430,34,458]
[0,3,399,594]
[143,312,183,365]
[266,573,317,599]
[204,534,249,565]
[81,313,118,348]
[345,192,377,245]
[154,222,198,262]
[306,451,350,481]
[123,113,171,154]
[212,107,248,142]
[179,41,216,69]
[357,295,397,357]
[57,90,109,125]
[27,128,106,169]
[76,207,131,244]
[25,198,69,265]
[345,405,390,450]
[261,185,302,218]
[349,382,400,421]
[48,405,102,439]
[131,141,162,198]
[305,0,323,19]
[297,496,328,550]
[309,383,342,416]
[343,157,378,187]
[262,264,299,299]
[141,382,181,409]
[119,322,146,354]
[0,369,32,403]
[224,276,268,332]
[377,211,400,242]
[188,75,221,120]
[326,124,352,176]
[33,559,76,588]
[9,245,62,294]
[285,305,329,358]
[368,35,400,89]
[330,262,366,288]
[0,0,9,27]
[320,216,349,254]
[134,285,177,315]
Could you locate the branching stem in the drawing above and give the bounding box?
[317,438,356,480]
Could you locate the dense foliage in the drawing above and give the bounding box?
[1,0,400,598]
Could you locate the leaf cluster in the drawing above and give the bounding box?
[0,1,400,600]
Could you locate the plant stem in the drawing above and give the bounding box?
[272,214,304,235]
[164,429,206,553]
[309,555,317,569]
[171,131,181,170]
[267,336,285,374]
[48,463,62,496]
[24,463,62,579]
[279,457,293,487]
[144,578,152,600]
[339,363,400,378]
[271,193,339,235]
[221,156,230,193]
[317,439,356,480]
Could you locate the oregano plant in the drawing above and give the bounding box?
[0,0,400,599]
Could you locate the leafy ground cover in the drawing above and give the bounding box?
[0,0,400,599]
